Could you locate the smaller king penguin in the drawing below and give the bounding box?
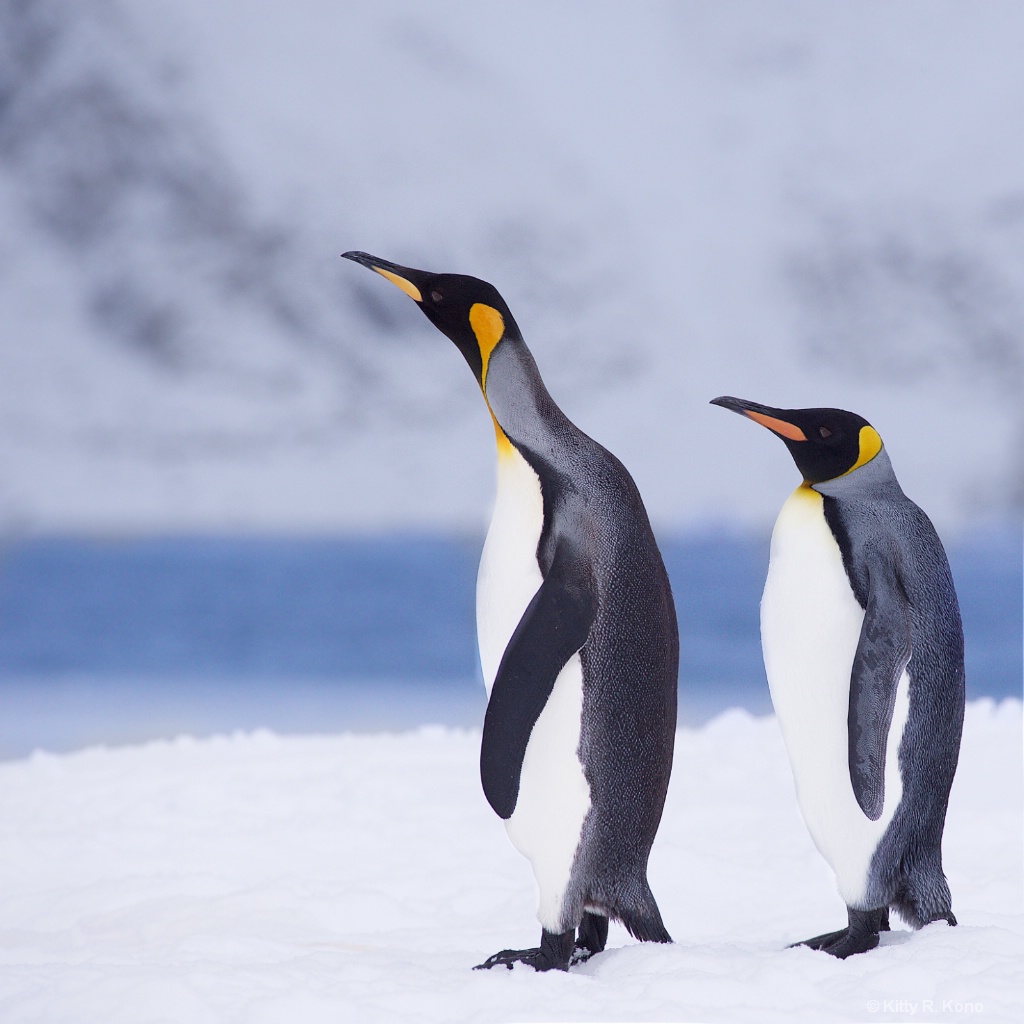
[711,397,964,958]
[343,252,678,972]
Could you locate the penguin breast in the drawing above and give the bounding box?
[761,485,910,906]
[476,442,545,692]
[475,441,592,932]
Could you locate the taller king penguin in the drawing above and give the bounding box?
[343,252,678,971]
[712,397,964,958]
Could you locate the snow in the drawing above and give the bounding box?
[0,699,1019,1022]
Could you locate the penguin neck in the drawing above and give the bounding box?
[811,448,904,501]
[484,336,573,463]
[491,415,516,459]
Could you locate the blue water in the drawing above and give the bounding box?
[0,531,1019,757]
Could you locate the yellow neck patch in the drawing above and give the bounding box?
[469,303,505,387]
[373,266,422,302]
[468,302,510,454]
[492,415,514,457]
[844,425,883,476]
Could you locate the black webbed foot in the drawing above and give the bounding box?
[813,926,881,959]
[790,906,888,959]
[795,927,849,951]
[571,911,609,964]
[474,928,575,972]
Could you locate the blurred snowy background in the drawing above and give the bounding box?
[0,0,1021,755]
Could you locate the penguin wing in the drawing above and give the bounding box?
[848,550,913,820]
[479,542,598,820]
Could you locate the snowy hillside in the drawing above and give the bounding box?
[0,700,1019,1022]
[2,1,1023,533]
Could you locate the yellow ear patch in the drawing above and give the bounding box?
[845,425,883,475]
[469,303,505,385]
[373,266,423,302]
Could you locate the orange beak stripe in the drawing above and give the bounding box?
[372,266,423,302]
[744,410,807,441]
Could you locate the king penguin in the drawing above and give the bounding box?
[711,397,964,958]
[342,252,678,971]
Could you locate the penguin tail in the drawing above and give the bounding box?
[615,878,672,944]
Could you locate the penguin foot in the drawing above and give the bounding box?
[791,906,888,959]
[571,911,609,964]
[794,927,849,952]
[474,928,574,972]
[800,927,880,959]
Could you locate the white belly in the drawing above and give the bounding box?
[761,486,909,907]
[477,442,545,694]
[476,442,591,931]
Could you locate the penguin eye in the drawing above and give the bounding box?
[819,426,832,439]
[430,289,444,303]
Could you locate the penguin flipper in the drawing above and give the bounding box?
[848,553,913,820]
[480,543,597,820]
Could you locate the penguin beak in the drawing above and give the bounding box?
[710,396,808,442]
[341,251,426,303]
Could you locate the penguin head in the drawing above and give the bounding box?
[341,251,521,392]
[710,396,884,484]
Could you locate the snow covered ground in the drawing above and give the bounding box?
[0,698,1019,1023]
